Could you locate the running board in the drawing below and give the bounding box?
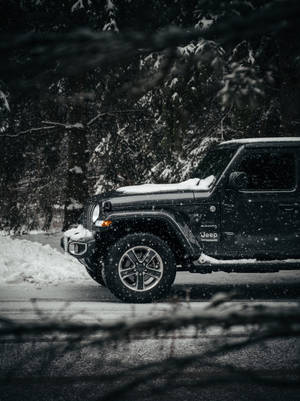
[190,260,300,273]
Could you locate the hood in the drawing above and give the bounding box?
[91,176,214,211]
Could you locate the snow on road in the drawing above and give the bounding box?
[0,235,89,285]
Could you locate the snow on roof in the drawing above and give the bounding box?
[221,137,300,145]
[116,175,215,194]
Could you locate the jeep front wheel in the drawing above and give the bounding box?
[104,233,176,302]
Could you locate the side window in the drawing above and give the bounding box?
[237,150,296,191]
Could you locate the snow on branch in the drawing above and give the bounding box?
[0,90,10,111]
[1,125,57,137]
[42,120,84,129]
[71,0,85,13]
[0,120,85,137]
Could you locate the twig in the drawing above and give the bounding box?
[87,110,145,126]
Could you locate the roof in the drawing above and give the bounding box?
[220,137,300,146]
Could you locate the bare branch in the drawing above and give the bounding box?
[1,300,299,401]
[87,113,106,126]
[0,125,56,138]
[87,110,145,126]
[42,120,84,130]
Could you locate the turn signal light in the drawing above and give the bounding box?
[95,219,112,227]
[101,220,112,227]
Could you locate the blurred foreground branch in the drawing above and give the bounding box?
[0,298,299,401]
[1,0,300,89]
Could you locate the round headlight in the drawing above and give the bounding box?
[92,204,100,223]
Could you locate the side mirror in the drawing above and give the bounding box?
[228,171,249,190]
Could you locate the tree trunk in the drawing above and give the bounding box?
[277,31,300,136]
[63,77,89,231]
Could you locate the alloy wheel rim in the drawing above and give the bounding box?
[118,246,163,292]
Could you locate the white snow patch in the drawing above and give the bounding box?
[116,175,215,194]
[221,137,300,145]
[0,237,89,285]
[177,43,196,56]
[248,48,255,64]
[106,0,114,10]
[65,122,84,129]
[66,198,83,211]
[199,253,256,265]
[171,92,179,101]
[71,0,84,12]
[169,78,178,88]
[199,253,300,265]
[160,167,173,180]
[196,17,214,30]
[0,90,10,111]
[154,55,163,69]
[69,166,83,174]
[64,224,93,241]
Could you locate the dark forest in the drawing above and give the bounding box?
[1,0,299,231]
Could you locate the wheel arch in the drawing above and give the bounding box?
[101,211,201,265]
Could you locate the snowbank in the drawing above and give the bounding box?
[0,236,89,285]
[117,175,215,194]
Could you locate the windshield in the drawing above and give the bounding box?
[192,147,237,182]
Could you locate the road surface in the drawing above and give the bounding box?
[0,271,300,401]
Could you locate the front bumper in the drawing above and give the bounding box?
[61,235,96,258]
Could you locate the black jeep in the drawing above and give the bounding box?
[62,138,300,302]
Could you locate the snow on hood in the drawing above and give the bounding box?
[116,175,215,195]
[64,224,93,241]
[0,236,89,285]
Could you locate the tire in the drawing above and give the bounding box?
[104,233,176,303]
[84,263,107,287]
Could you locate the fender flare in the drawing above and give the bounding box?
[105,210,202,259]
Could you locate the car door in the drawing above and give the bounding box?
[220,146,300,259]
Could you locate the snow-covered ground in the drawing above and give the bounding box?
[0,235,89,285]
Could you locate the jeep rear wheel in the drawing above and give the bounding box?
[104,233,176,303]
